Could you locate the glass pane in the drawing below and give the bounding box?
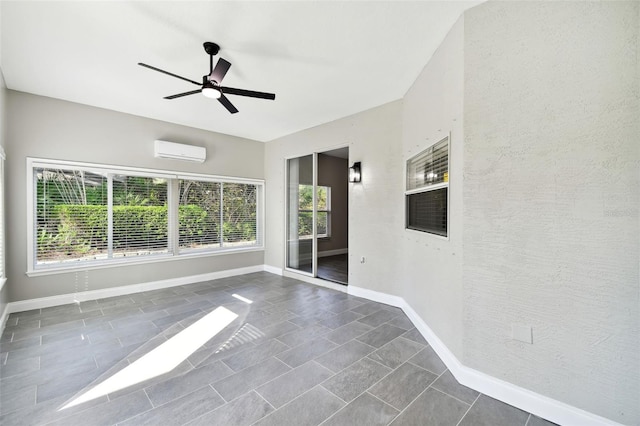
[406,188,447,237]
[316,186,330,238]
[316,186,328,210]
[407,136,449,190]
[286,155,313,273]
[112,175,168,258]
[35,168,108,266]
[222,183,257,247]
[178,180,221,251]
[317,211,328,237]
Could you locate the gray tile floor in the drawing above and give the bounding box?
[0,272,557,425]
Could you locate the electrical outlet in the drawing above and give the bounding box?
[511,324,532,344]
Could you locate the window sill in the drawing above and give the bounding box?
[404,227,449,241]
[25,246,264,278]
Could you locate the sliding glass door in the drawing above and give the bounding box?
[286,148,349,285]
[286,155,315,274]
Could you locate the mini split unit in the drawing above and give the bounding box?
[154,140,206,163]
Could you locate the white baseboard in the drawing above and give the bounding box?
[347,284,404,307]
[282,270,347,293]
[317,248,348,258]
[348,285,623,426]
[5,265,265,315]
[263,264,283,275]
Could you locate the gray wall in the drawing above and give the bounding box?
[317,153,348,253]
[0,68,7,317]
[264,101,404,292]
[5,91,265,302]
[462,2,639,423]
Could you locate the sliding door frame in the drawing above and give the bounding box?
[283,144,350,284]
[283,153,318,277]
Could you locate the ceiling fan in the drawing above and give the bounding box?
[138,42,275,114]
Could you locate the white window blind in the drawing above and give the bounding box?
[28,159,263,274]
[405,135,449,237]
[179,180,221,251]
[112,175,169,258]
[407,136,449,191]
[222,183,258,247]
[35,168,109,265]
[406,188,448,237]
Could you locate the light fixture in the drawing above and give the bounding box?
[202,81,222,99]
[349,162,361,183]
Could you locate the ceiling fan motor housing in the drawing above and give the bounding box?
[203,42,220,56]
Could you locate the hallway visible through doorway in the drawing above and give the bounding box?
[317,253,348,284]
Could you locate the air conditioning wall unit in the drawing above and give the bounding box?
[154,140,206,163]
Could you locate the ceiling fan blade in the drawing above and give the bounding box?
[220,86,276,100]
[138,63,201,86]
[218,94,239,114]
[209,58,231,84]
[164,89,201,100]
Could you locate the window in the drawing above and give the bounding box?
[405,134,449,237]
[316,186,331,238]
[297,185,331,239]
[178,180,258,251]
[28,158,263,274]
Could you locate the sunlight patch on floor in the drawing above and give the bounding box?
[231,293,253,304]
[60,306,238,410]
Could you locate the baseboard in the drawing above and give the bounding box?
[6,265,265,314]
[263,264,283,275]
[347,284,404,307]
[282,270,347,293]
[347,285,622,426]
[317,248,348,258]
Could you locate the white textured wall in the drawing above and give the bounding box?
[463,2,639,424]
[6,91,265,302]
[264,101,404,293]
[401,16,465,357]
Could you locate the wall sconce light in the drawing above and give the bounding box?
[349,162,361,183]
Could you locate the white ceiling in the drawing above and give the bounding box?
[0,1,479,142]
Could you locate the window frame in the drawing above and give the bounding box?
[296,184,331,239]
[26,157,264,276]
[404,133,450,240]
[315,185,331,239]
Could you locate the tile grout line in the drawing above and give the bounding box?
[208,383,229,404]
[385,367,449,423]
[405,357,444,376]
[253,388,278,412]
[454,392,481,426]
[430,385,474,408]
[365,390,404,424]
[249,384,336,426]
